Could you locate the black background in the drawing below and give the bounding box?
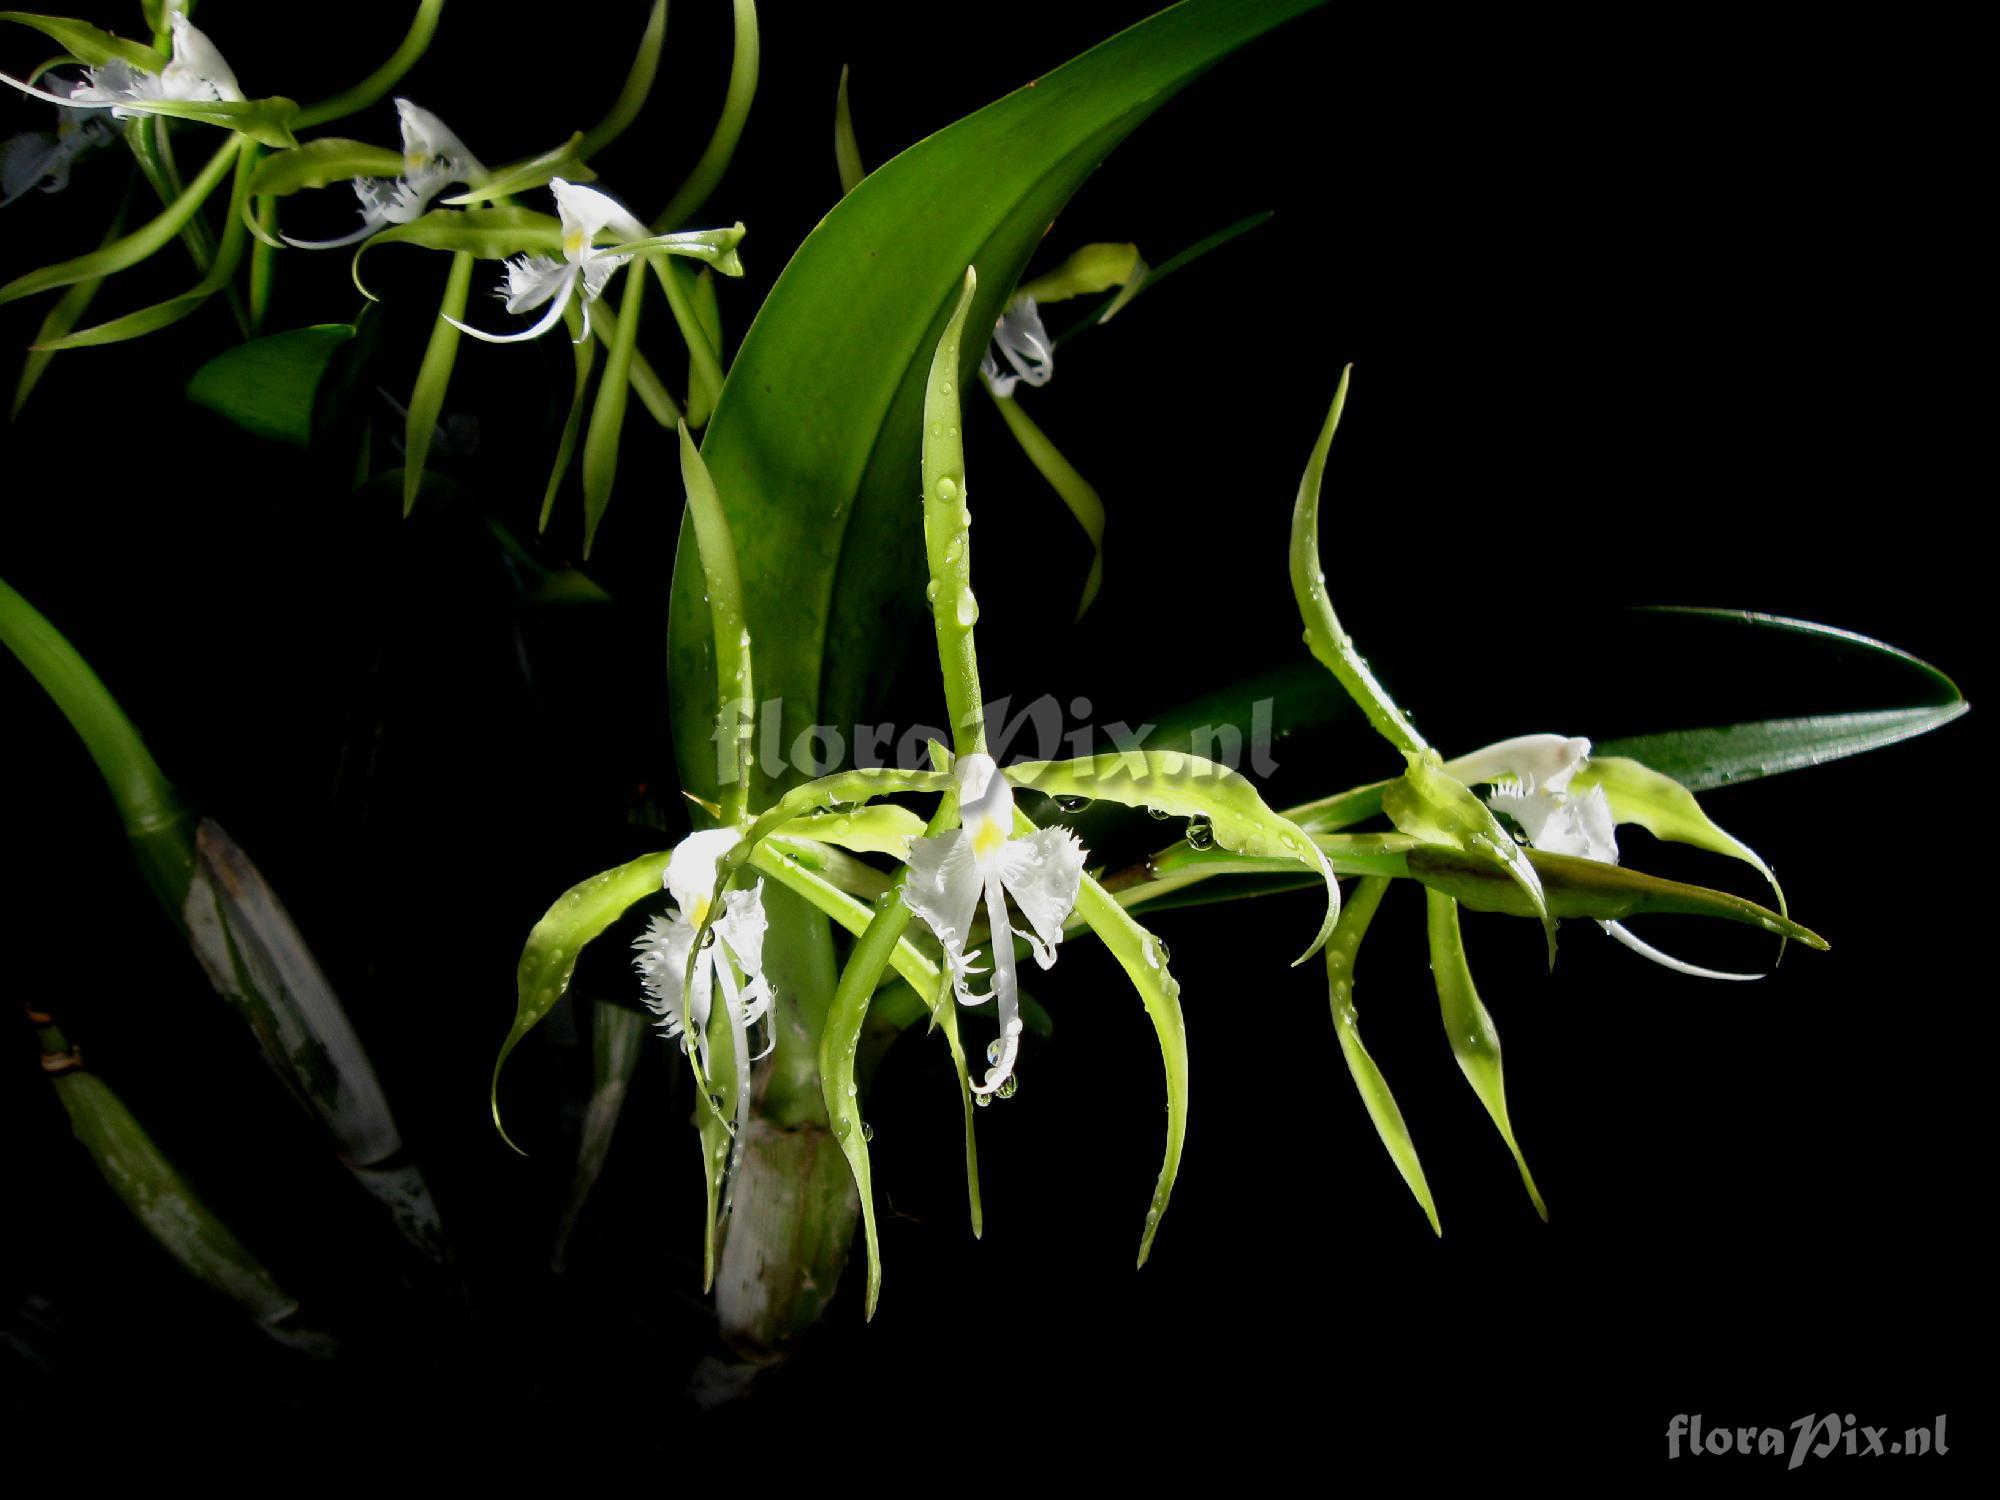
[1,0,1985,1478]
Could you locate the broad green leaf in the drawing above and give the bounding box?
[1425,890,1545,1220]
[1599,706,1968,793]
[0,133,240,307]
[668,0,1328,807]
[186,323,356,446]
[1291,364,1427,756]
[0,12,160,68]
[1005,750,1338,959]
[403,250,472,516]
[576,0,665,158]
[922,268,987,753]
[440,133,595,206]
[1325,877,1438,1234]
[678,421,754,823]
[988,385,1106,619]
[1070,868,1187,1267]
[551,1000,647,1273]
[494,850,672,1152]
[355,206,563,295]
[834,62,864,195]
[248,138,403,196]
[654,0,759,232]
[1383,749,1555,964]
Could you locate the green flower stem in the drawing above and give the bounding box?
[577,0,666,158]
[1290,364,1428,756]
[653,0,759,232]
[403,250,473,516]
[985,384,1106,619]
[923,268,986,755]
[0,577,194,908]
[294,0,445,130]
[248,194,276,333]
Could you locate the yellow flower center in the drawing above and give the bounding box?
[971,816,1008,860]
[563,228,587,259]
[690,894,712,927]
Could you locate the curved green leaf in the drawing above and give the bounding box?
[668,0,1328,806]
[654,0,759,231]
[294,0,444,131]
[440,133,595,205]
[922,268,987,753]
[677,420,753,822]
[1425,891,1545,1220]
[1599,706,1968,793]
[494,850,672,1152]
[1006,749,1338,960]
[988,385,1106,619]
[576,0,666,158]
[1574,754,1782,907]
[579,273,644,557]
[834,62,864,195]
[403,250,473,515]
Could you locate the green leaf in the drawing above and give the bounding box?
[1053,209,1272,345]
[13,189,127,417]
[1598,706,1968,794]
[355,205,562,293]
[494,850,672,1152]
[777,803,926,860]
[539,301,597,531]
[1425,890,1545,1220]
[667,0,1328,806]
[0,12,160,68]
[118,96,302,149]
[1005,750,1338,960]
[248,138,404,196]
[1383,750,1555,965]
[1325,877,1438,1234]
[186,323,356,446]
[684,265,723,430]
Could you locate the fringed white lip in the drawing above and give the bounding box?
[282,99,487,250]
[902,753,1087,1096]
[445,178,648,345]
[3,14,240,117]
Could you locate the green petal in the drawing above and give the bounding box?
[1425,891,1545,1220]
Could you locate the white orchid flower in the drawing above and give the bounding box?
[4,14,240,116]
[1,93,114,207]
[445,178,647,345]
[632,828,775,1140]
[1453,732,1758,981]
[978,293,1054,398]
[903,752,1088,1094]
[282,99,485,250]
